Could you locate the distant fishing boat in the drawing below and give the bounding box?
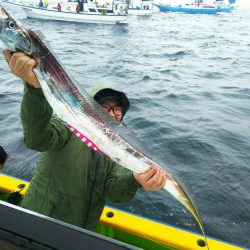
[1,0,128,24]
[154,0,233,14]
[128,0,153,16]
[0,173,246,250]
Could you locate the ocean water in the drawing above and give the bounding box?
[0,4,250,248]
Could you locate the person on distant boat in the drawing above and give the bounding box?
[2,49,168,232]
[38,0,44,8]
[57,2,62,12]
[44,0,49,8]
[101,8,107,15]
[0,146,8,169]
[76,3,80,13]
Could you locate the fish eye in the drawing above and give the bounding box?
[8,21,16,29]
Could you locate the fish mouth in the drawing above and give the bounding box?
[0,5,13,33]
[0,5,10,20]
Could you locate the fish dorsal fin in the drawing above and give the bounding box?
[33,30,46,40]
[113,123,156,160]
[32,29,51,47]
[79,89,174,172]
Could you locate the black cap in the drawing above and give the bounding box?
[94,88,130,118]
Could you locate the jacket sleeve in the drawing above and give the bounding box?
[104,160,140,202]
[20,83,71,151]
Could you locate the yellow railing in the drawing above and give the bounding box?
[0,173,246,250]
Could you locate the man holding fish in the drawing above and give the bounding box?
[3,49,168,230]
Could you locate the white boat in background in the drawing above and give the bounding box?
[128,0,153,15]
[1,0,128,24]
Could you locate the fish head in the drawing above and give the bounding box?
[0,5,32,54]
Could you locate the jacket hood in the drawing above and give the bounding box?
[89,84,130,118]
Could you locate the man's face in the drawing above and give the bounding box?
[100,98,123,122]
[0,163,3,169]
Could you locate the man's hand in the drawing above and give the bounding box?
[3,49,41,88]
[133,166,167,191]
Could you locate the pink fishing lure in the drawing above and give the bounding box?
[67,124,100,153]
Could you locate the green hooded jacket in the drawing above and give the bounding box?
[20,84,139,231]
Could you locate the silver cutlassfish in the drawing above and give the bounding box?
[0,6,209,248]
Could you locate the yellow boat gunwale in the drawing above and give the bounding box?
[0,173,246,250]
